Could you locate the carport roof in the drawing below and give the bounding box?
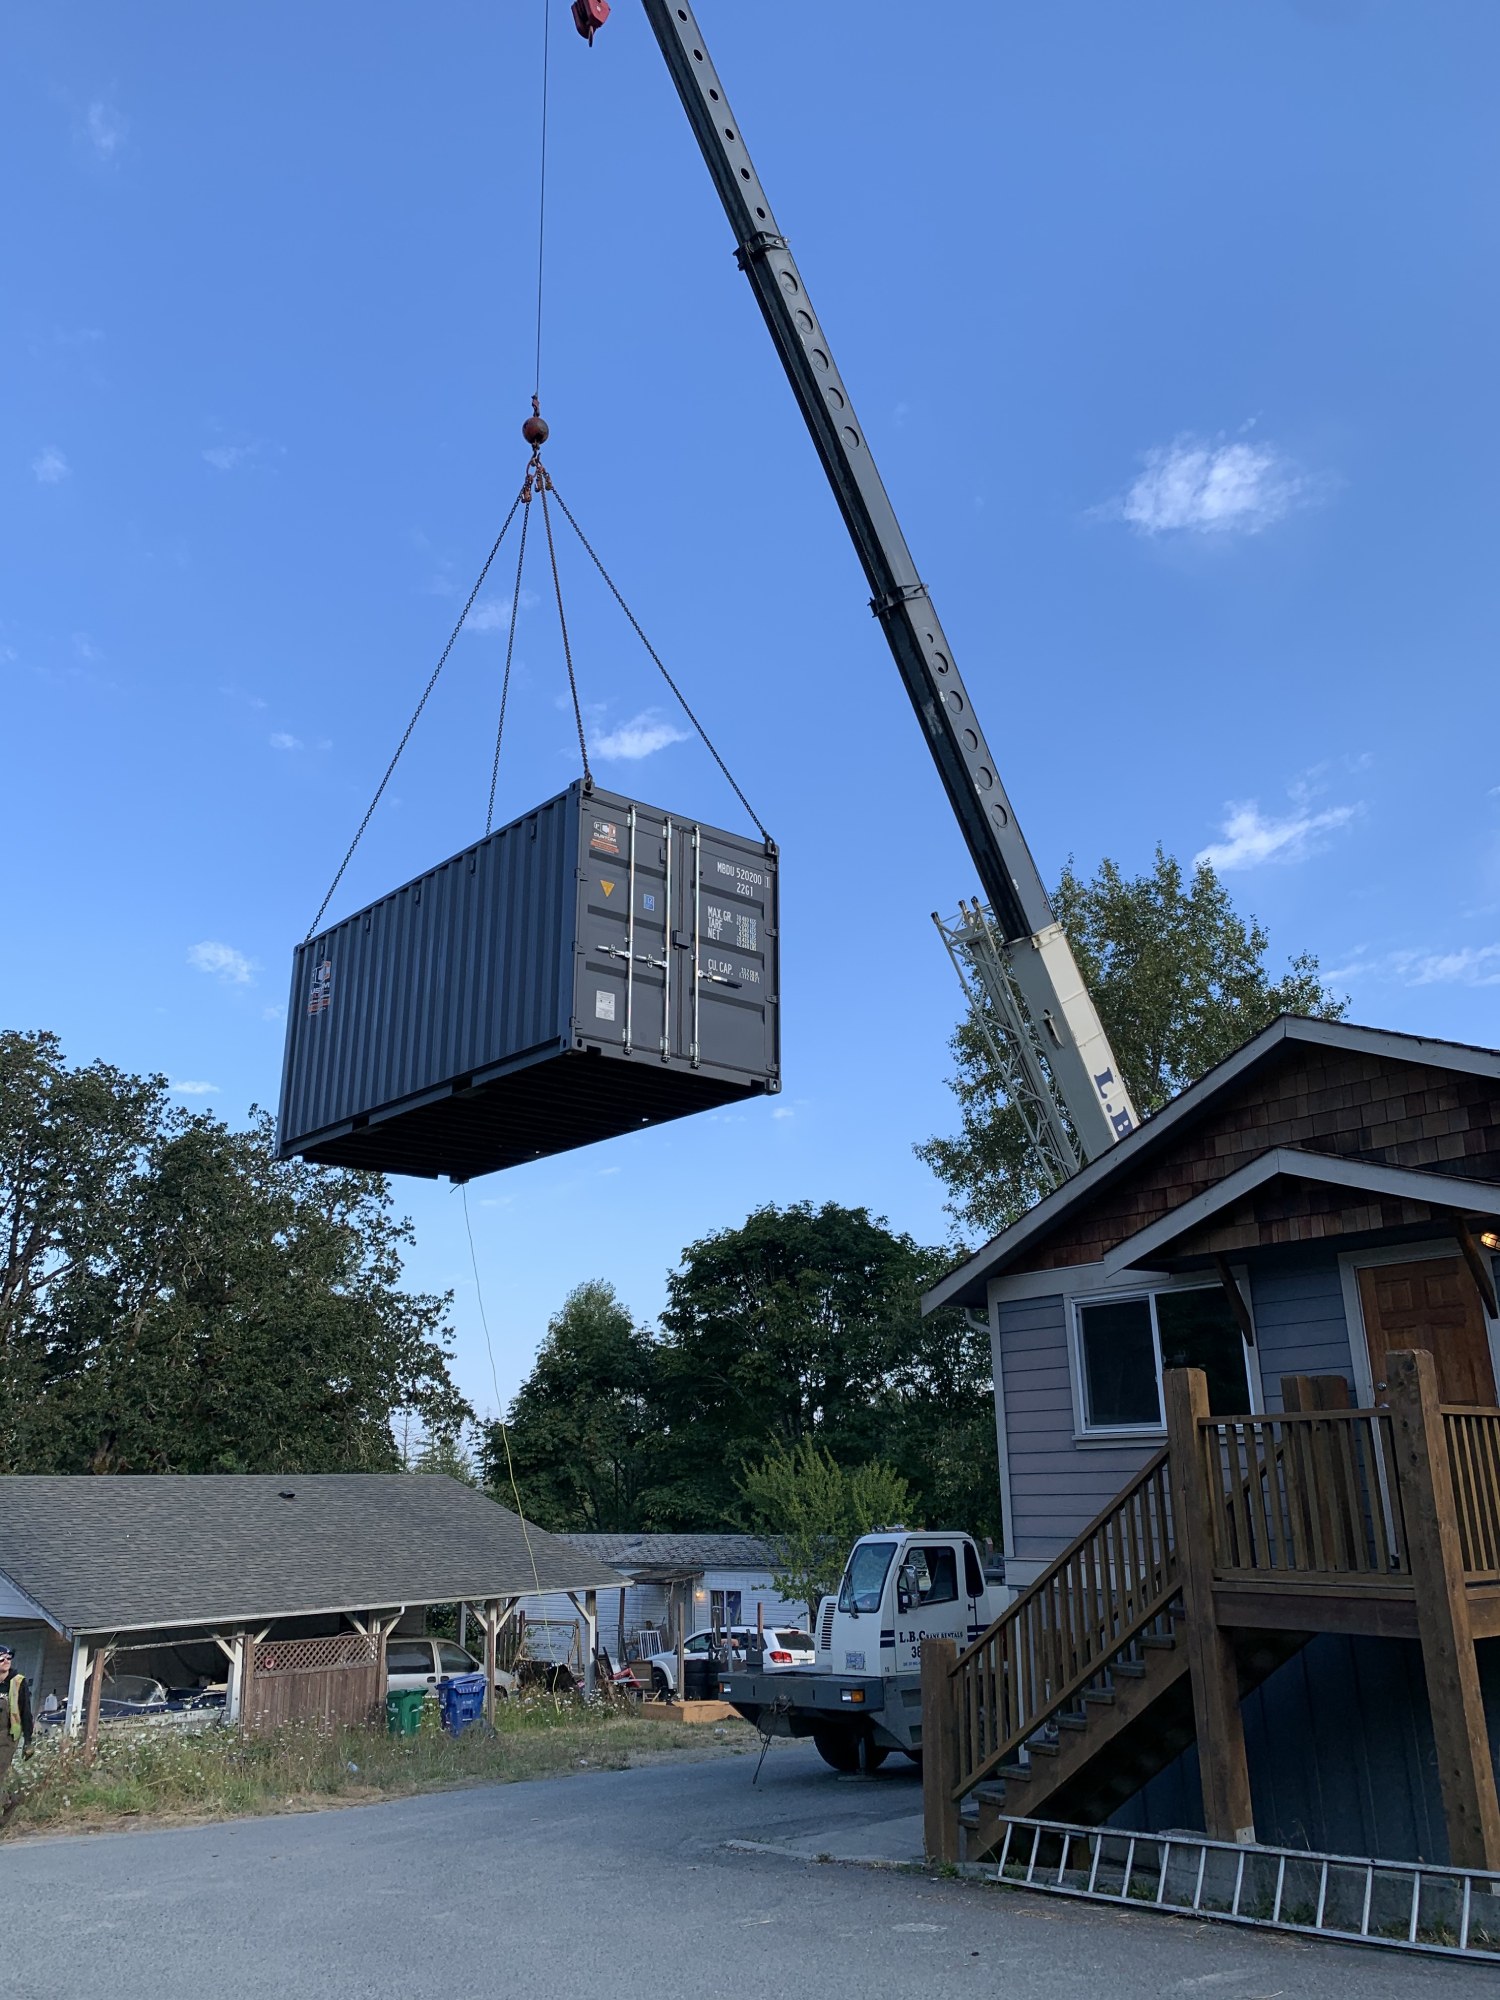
[0,1475,625,1637]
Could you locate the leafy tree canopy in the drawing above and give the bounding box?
[917,847,1347,1239]
[739,1439,911,1624]
[480,1279,658,1533]
[0,1029,469,1474]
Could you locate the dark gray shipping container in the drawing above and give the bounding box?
[276,782,779,1180]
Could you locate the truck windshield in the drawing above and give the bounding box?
[838,1540,896,1615]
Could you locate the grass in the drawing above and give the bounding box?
[2,1695,754,1839]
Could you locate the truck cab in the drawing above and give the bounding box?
[718,1529,1008,1773]
[818,1530,1003,1679]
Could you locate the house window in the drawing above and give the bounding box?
[1076,1284,1251,1433]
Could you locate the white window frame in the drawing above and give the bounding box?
[1070,1274,1261,1442]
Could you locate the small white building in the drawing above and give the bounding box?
[519,1533,808,1669]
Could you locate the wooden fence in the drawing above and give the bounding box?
[243,1632,384,1733]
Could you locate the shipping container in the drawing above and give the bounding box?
[275,782,779,1180]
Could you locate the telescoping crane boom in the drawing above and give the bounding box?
[592,0,1139,1178]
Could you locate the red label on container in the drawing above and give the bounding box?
[590,819,621,856]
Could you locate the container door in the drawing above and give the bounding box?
[677,823,776,1078]
[579,806,669,1056]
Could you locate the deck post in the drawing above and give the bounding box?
[1164,1368,1256,1844]
[1385,1347,1500,1871]
[921,1637,961,1864]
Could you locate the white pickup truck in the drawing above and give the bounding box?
[716,1529,1007,1771]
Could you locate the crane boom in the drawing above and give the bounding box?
[632,0,1138,1163]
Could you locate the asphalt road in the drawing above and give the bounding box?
[5,1741,1494,1998]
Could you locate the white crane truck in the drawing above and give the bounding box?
[717,1530,1008,1772]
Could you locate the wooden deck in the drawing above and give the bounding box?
[923,1348,1500,1872]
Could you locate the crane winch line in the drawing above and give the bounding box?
[578,0,1139,1175]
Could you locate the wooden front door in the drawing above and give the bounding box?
[1357,1256,1497,1405]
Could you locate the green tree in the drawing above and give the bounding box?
[917,847,1347,1238]
[739,1439,911,1624]
[0,1030,469,1473]
[481,1280,659,1532]
[650,1202,930,1527]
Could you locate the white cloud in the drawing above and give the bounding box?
[85,101,126,161]
[170,1080,220,1096]
[1327,944,1500,990]
[1107,434,1319,537]
[1196,798,1358,872]
[188,940,255,985]
[594,712,690,762]
[467,597,512,633]
[72,633,101,663]
[269,731,303,751]
[32,446,70,485]
[771,1106,795,1120]
[203,440,281,472]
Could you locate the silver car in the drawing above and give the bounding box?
[385,1637,518,1700]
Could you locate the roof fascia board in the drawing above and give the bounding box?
[57,1575,629,1640]
[0,1565,66,1636]
[923,1017,1500,1312]
[1102,1148,1500,1274]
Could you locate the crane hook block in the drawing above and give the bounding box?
[571,0,610,43]
[522,413,550,447]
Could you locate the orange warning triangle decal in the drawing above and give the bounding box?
[601,879,615,897]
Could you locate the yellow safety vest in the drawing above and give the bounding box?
[6,1674,23,1741]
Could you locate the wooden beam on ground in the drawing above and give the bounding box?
[1386,1347,1500,1870]
[1164,1367,1256,1844]
[920,1637,960,1864]
[1213,1256,1255,1347]
[1455,1220,1500,1322]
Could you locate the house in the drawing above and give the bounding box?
[519,1533,808,1670]
[0,1474,624,1732]
[920,1016,1500,1869]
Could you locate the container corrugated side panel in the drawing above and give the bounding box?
[277,790,578,1153]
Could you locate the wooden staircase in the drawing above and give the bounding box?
[964,1617,1310,1856]
[923,1354,1500,1875]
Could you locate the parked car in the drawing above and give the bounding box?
[646,1625,815,1696]
[385,1637,517,1700]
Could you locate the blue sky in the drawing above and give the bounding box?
[7,2,1498,1422]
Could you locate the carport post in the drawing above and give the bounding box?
[483,1602,498,1728]
[64,1637,91,1739]
[584,1591,597,1700]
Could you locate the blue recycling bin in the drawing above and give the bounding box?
[437,1671,488,1735]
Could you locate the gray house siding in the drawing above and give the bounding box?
[1113,1633,1500,1865]
[1247,1252,1354,1410]
[997,1294,1158,1569]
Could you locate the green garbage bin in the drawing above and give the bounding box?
[386,1688,427,1737]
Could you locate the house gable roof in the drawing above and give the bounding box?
[1099,1148,1500,1274]
[0,1475,625,1637]
[560,1532,775,1576]
[925,1016,1500,1310]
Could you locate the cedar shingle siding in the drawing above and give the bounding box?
[1014,1047,1500,1273]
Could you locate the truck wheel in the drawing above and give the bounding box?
[859,1739,890,1772]
[812,1727,861,1773]
[651,1667,671,1699]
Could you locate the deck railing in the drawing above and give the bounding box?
[1200,1411,1409,1581]
[948,1448,1178,1798]
[1443,1409,1500,1582]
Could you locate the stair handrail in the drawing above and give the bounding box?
[950,1445,1179,1801]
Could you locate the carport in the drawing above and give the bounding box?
[0,1473,624,1736]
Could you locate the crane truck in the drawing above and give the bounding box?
[721,1528,1007,1772]
[578,2,1140,1765]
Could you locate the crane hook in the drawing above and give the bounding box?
[571,0,610,44]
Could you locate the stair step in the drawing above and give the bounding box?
[996,1764,1030,1785]
[1084,1689,1116,1707]
[1025,1739,1058,1760]
[1140,1634,1177,1650]
[1112,1662,1146,1679]
[1058,1715,1087,1732]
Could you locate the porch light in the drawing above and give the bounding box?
[1481,1231,1500,1251]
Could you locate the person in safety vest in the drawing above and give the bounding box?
[0,1643,34,1784]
